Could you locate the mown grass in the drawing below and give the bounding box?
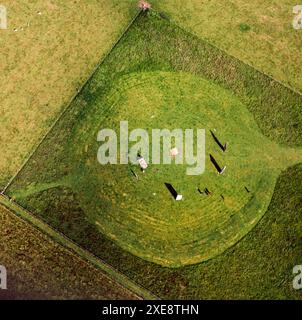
[11,70,290,267]
[7,164,302,299]
[153,0,302,93]
[0,0,139,189]
[0,1,140,298]
[6,11,302,298]
[2,1,301,186]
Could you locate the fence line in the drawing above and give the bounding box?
[1,9,143,195]
[2,7,300,300]
[0,193,159,300]
[0,7,159,300]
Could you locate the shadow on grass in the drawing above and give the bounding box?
[15,164,302,299]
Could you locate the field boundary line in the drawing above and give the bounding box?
[0,194,159,300]
[0,205,140,301]
[153,9,302,98]
[0,8,158,300]
[3,9,301,195]
[1,9,143,194]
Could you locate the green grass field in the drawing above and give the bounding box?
[5,11,302,298]
[154,0,302,93]
[0,0,138,189]
[9,70,301,267]
[2,1,301,190]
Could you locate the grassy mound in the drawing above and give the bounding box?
[65,71,297,266]
[10,70,300,266]
[6,11,302,295]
